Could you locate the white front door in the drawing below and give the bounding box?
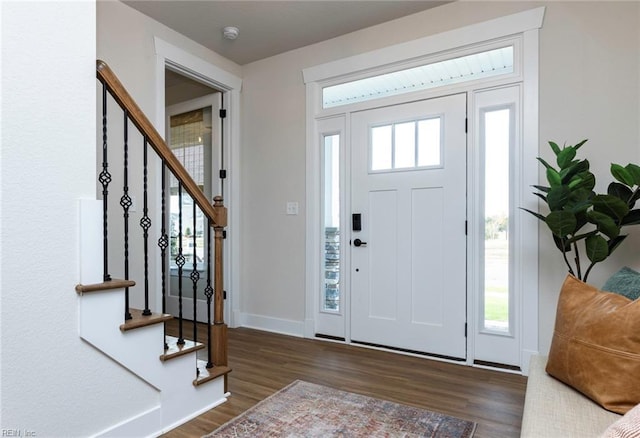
[350,94,467,359]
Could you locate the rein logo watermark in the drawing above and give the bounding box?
[2,429,36,437]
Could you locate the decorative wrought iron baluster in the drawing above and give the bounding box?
[120,111,132,320]
[99,83,112,282]
[191,202,200,375]
[204,217,214,368]
[140,138,152,316]
[176,183,186,345]
[157,162,169,350]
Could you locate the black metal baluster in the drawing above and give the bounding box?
[191,202,200,375]
[191,207,200,333]
[99,83,112,282]
[176,183,186,345]
[120,111,132,320]
[204,218,214,369]
[140,138,152,316]
[157,161,169,350]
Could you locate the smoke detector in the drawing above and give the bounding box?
[223,26,239,40]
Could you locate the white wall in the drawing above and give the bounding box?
[0,1,159,436]
[240,1,640,354]
[537,1,640,353]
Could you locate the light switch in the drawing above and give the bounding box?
[286,201,299,215]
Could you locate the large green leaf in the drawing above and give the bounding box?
[611,164,635,186]
[552,234,571,252]
[547,186,571,210]
[608,234,628,255]
[626,163,640,186]
[537,157,554,170]
[592,194,630,221]
[565,188,593,215]
[546,168,562,187]
[585,235,608,263]
[564,198,592,214]
[532,185,550,193]
[574,211,590,233]
[548,141,561,156]
[569,187,594,202]
[546,211,577,237]
[572,172,595,191]
[621,209,640,226]
[565,230,598,245]
[521,208,546,222]
[560,160,590,183]
[533,192,548,203]
[557,147,577,168]
[573,139,588,150]
[587,210,619,239]
[608,182,633,202]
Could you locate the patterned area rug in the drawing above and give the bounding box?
[205,380,476,437]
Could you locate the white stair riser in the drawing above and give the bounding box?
[78,199,228,436]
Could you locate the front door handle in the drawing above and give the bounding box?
[353,238,367,247]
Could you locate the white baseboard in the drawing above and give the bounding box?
[304,318,315,338]
[238,313,304,337]
[158,395,228,436]
[95,405,162,438]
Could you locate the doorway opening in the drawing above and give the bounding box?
[164,69,225,323]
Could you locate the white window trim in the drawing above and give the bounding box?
[304,7,544,375]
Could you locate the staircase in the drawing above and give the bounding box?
[74,61,230,437]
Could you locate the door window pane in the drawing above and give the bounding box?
[370,118,442,172]
[483,108,511,332]
[394,121,416,168]
[323,134,340,312]
[417,118,441,166]
[371,126,392,171]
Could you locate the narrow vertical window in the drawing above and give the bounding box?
[323,134,340,312]
[482,107,511,332]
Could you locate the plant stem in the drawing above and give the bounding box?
[561,239,576,277]
[573,241,582,280]
[628,185,640,206]
[584,263,596,283]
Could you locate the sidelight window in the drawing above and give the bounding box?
[481,106,513,333]
[323,134,341,312]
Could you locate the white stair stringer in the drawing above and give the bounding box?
[78,199,228,437]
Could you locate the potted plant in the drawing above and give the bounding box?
[524,139,640,282]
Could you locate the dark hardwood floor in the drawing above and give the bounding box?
[161,323,527,437]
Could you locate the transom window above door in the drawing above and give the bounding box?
[370,117,442,172]
[323,46,513,109]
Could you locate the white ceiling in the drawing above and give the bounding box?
[122,1,450,65]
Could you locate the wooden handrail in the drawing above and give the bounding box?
[96,60,226,228]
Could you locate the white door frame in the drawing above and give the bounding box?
[304,8,544,374]
[153,37,242,328]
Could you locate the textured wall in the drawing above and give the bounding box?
[0,1,159,436]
